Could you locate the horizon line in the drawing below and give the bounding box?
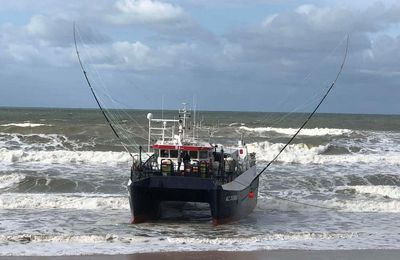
[1,105,399,117]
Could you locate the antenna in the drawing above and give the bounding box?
[161,94,164,120]
[193,94,196,141]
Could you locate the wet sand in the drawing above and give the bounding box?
[1,250,400,260]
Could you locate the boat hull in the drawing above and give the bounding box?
[128,166,259,225]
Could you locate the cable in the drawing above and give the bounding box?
[75,26,150,151]
[73,23,133,158]
[253,35,349,184]
[261,36,349,128]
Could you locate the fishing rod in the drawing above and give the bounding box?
[255,35,349,180]
[73,23,133,158]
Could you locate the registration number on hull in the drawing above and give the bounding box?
[225,195,238,201]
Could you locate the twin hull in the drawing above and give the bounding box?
[128,166,259,225]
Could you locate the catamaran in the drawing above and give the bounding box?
[128,104,259,225]
[73,25,348,225]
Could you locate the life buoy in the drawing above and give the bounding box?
[161,159,173,175]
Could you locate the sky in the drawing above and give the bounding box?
[0,0,399,114]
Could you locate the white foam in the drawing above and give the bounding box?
[336,185,400,199]
[0,132,89,151]
[1,123,49,128]
[229,122,245,127]
[0,193,129,210]
[166,232,355,244]
[239,126,352,136]
[0,231,357,256]
[306,152,400,166]
[322,198,400,213]
[0,234,118,244]
[0,174,25,189]
[260,195,400,213]
[0,234,140,256]
[247,141,328,163]
[0,149,131,165]
[248,140,400,166]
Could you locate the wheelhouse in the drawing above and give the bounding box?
[132,104,255,183]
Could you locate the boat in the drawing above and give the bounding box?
[73,26,349,225]
[128,104,259,225]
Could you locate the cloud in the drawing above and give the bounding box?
[78,40,200,72]
[105,0,215,43]
[26,15,110,47]
[0,14,111,68]
[6,44,40,64]
[222,3,399,72]
[1,1,400,113]
[108,0,185,25]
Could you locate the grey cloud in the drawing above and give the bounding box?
[0,1,400,113]
[80,41,207,72]
[27,15,110,47]
[0,15,110,68]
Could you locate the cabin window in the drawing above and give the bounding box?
[169,150,178,158]
[199,150,208,159]
[189,151,198,159]
[160,150,169,158]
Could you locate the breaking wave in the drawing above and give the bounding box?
[0,173,25,190]
[0,231,358,256]
[247,141,328,163]
[0,123,49,128]
[0,193,129,210]
[239,126,352,136]
[260,194,400,213]
[320,198,400,213]
[0,132,91,151]
[336,185,400,200]
[166,231,356,245]
[248,140,400,166]
[0,149,131,165]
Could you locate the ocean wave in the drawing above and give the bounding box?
[0,174,25,190]
[0,149,131,165]
[166,231,356,245]
[0,234,119,244]
[336,185,400,199]
[239,126,352,136]
[306,153,400,166]
[0,231,357,256]
[247,141,328,163]
[229,122,245,127]
[0,123,49,128]
[248,140,400,165]
[320,198,400,213]
[0,193,129,210]
[0,132,88,151]
[260,195,400,213]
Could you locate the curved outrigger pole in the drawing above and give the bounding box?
[255,35,349,179]
[73,23,133,158]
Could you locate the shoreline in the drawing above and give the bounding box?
[2,249,400,260]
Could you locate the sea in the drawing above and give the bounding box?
[1,107,400,256]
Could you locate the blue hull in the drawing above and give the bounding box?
[128,166,259,225]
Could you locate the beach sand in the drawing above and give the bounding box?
[1,250,400,260]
